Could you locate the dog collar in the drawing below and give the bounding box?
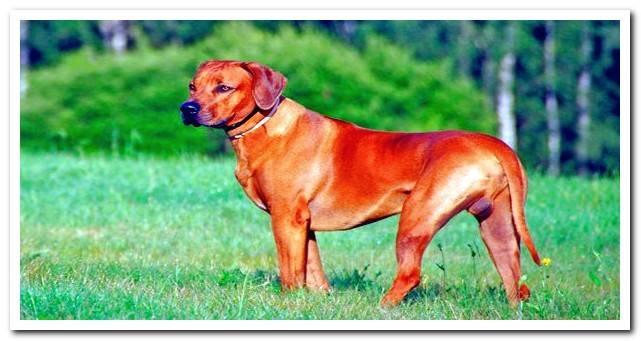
[227,97,282,140]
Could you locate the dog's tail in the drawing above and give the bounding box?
[498,146,542,266]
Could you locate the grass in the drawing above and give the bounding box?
[20,151,620,320]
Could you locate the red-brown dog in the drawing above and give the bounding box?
[180,60,542,307]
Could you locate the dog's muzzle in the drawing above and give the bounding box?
[180,101,202,127]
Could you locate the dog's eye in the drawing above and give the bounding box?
[216,85,234,93]
[189,84,196,92]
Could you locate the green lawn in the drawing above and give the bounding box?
[19,152,620,320]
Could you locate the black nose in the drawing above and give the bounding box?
[180,101,200,116]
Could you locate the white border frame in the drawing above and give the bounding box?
[9,9,631,331]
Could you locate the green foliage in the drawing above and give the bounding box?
[25,20,218,67]
[138,20,217,47]
[25,20,103,66]
[21,21,494,156]
[22,47,212,155]
[501,21,619,174]
[20,152,620,319]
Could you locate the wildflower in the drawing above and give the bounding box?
[541,257,552,267]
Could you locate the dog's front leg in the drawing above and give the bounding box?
[271,204,310,290]
[306,231,331,292]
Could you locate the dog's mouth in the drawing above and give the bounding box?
[182,114,229,128]
[208,118,230,128]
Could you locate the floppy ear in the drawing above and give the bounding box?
[242,62,287,110]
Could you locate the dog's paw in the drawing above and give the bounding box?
[518,283,531,301]
[380,295,402,309]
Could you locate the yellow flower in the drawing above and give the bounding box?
[541,257,552,267]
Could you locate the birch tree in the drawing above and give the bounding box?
[99,20,130,55]
[544,21,561,176]
[496,22,517,150]
[575,22,593,175]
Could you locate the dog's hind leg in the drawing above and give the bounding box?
[475,188,523,306]
[305,231,331,292]
[380,172,473,307]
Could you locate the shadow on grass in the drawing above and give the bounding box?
[213,268,281,292]
[402,282,507,305]
[211,266,507,307]
[212,265,387,293]
[329,265,384,292]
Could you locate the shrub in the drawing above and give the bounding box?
[21,21,494,156]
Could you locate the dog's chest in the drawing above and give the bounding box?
[234,158,268,211]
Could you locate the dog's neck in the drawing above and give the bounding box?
[230,98,305,139]
[229,98,308,154]
[225,96,285,140]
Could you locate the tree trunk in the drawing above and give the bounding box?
[99,20,130,55]
[496,22,517,150]
[20,20,29,97]
[575,22,593,176]
[544,21,561,176]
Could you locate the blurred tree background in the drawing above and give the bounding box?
[20,20,620,175]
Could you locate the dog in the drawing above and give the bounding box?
[180,60,542,307]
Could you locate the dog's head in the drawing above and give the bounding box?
[180,60,287,128]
